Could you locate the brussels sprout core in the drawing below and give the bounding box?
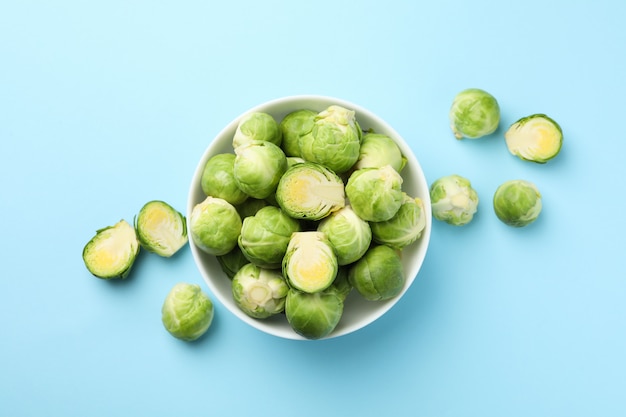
[82,219,139,279]
[430,175,479,226]
[449,88,500,139]
[232,263,289,318]
[135,200,188,257]
[493,180,542,227]
[283,232,338,293]
[161,283,214,341]
[505,114,563,163]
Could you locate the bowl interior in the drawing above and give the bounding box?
[187,95,432,340]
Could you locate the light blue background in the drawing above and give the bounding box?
[2,1,625,416]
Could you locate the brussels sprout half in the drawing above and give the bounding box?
[161,283,214,342]
[505,114,563,163]
[285,288,344,340]
[82,219,140,280]
[449,88,500,139]
[134,200,188,258]
[232,263,289,319]
[493,180,542,227]
[283,231,338,294]
[189,196,242,256]
[429,174,479,226]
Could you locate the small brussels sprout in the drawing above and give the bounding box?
[234,197,269,219]
[275,161,345,221]
[189,196,242,256]
[238,206,302,269]
[283,231,338,293]
[493,180,542,227]
[348,245,404,301]
[430,174,479,226]
[233,140,287,199]
[161,282,214,342]
[285,288,344,340]
[449,88,500,139]
[232,112,282,148]
[299,105,362,174]
[504,114,563,163]
[216,245,249,279]
[200,153,248,205]
[370,193,427,250]
[232,263,289,319]
[134,200,188,257]
[82,219,140,280]
[279,109,316,157]
[317,206,372,266]
[345,165,404,222]
[353,132,407,173]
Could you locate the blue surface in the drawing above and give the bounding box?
[2,1,625,416]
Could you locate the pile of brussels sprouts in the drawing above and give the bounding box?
[432,88,563,227]
[189,105,427,339]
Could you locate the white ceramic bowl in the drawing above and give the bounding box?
[187,95,431,340]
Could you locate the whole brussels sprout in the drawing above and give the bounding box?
[234,197,269,219]
[282,231,338,294]
[348,245,404,301]
[370,193,426,250]
[134,200,188,258]
[327,266,352,302]
[279,109,316,157]
[285,288,344,340]
[505,114,563,163]
[232,112,282,148]
[429,174,479,226]
[232,263,289,319]
[317,205,372,266]
[353,132,407,173]
[189,196,242,256]
[233,140,287,199]
[238,206,302,269]
[200,153,248,205]
[345,165,404,222]
[161,283,214,342]
[449,88,500,139]
[299,105,362,174]
[493,179,542,227]
[82,219,139,280]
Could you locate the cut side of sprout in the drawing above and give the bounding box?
[283,232,337,293]
[82,219,140,279]
[135,200,188,257]
[505,114,563,163]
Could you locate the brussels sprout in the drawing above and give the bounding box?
[345,165,404,222]
[299,105,362,174]
[353,132,407,172]
[234,197,269,219]
[275,161,345,221]
[238,206,302,269]
[232,263,289,319]
[505,114,563,163]
[449,88,500,139]
[327,266,352,302]
[83,219,140,279]
[317,206,372,265]
[279,109,316,157]
[283,231,338,293]
[200,153,248,205]
[285,288,344,340]
[371,193,426,250]
[216,245,249,279]
[232,112,282,148]
[233,140,287,199]
[430,174,479,226]
[189,196,242,256]
[493,180,542,227]
[161,282,214,342]
[134,200,188,258]
[348,245,404,301]
[286,156,306,168]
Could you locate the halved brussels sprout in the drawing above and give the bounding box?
[232,263,289,319]
[82,219,140,280]
[504,114,563,163]
[345,165,404,222]
[134,200,188,257]
[232,112,282,148]
[353,132,407,173]
[162,282,214,342]
[348,245,404,301]
[493,179,542,227]
[282,231,338,293]
[189,196,242,256]
[299,105,362,174]
[430,174,479,226]
[279,109,316,157]
[317,205,372,265]
[233,140,287,199]
[275,161,345,221]
[449,88,500,139]
[285,288,344,340]
[200,153,248,205]
[370,193,426,249]
[238,206,302,269]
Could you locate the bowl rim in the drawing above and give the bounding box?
[187,94,432,340]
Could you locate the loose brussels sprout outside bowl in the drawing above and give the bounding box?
[187,95,432,340]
